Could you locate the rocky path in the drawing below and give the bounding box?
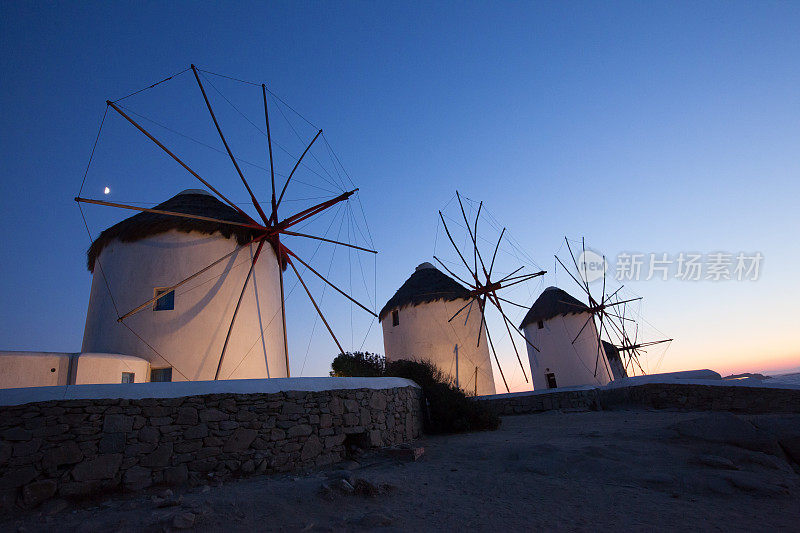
[3,409,799,531]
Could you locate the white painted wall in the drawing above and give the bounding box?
[0,352,72,388]
[74,353,150,384]
[82,230,287,382]
[523,311,612,390]
[381,299,496,396]
[0,351,150,388]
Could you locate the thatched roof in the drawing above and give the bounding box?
[379,263,471,321]
[519,286,589,329]
[87,190,260,272]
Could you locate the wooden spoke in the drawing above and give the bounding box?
[617,339,672,352]
[456,192,488,278]
[215,241,265,380]
[287,258,345,355]
[488,292,528,382]
[433,256,476,288]
[191,65,269,225]
[496,271,546,290]
[498,270,546,284]
[497,266,525,283]
[601,309,629,345]
[105,100,257,225]
[283,248,376,317]
[464,296,475,323]
[118,240,258,322]
[605,311,635,322]
[448,298,475,323]
[631,348,646,375]
[281,230,377,254]
[605,285,624,303]
[581,238,598,306]
[607,313,630,346]
[596,297,643,311]
[488,227,505,278]
[600,254,607,308]
[483,312,509,393]
[75,197,265,230]
[502,306,541,353]
[438,211,479,285]
[276,129,323,211]
[571,314,595,345]
[473,201,482,276]
[262,84,278,222]
[593,311,611,378]
[565,237,591,298]
[596,317,616,378]
[495,295,528,309]
[276,241,290,377]
[277,189,356,230]
[475,296,486,348]
[554,254,587,292]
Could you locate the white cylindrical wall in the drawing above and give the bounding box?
[74,353,150,384]
[523,311,612,389]
[381,300,496,396]
[82,230,287,381]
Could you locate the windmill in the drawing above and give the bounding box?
[553,237,671,379]
[432,191,546,392]
[75,65,377,381]
[606,291,673,377]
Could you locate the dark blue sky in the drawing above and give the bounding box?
[2,2,799,385]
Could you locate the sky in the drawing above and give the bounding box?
[1,1,799,391]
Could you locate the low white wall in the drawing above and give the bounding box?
[0,351,151,389]
[476,369,800,400]
[0,376,420,406]
[0,352,73,388]
[605,369,722,388]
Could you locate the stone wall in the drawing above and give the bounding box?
[599,383,800,413]
[478,383,800,416]
[0,386,422,509]
[477,388,599,415]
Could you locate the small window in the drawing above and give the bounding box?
[537,320,544,329]
[153,288,174,311]
[392,309,399,327]
[545,372,558,389]
[150,367,172,382]
[121,372,135,383]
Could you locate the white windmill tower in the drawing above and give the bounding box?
[381,191,547,395]
[81,189,288,382]
[380,262,496,396]
[519,286,613,389]
[521,237,672,389]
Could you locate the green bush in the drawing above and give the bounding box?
[330,351,385,377]
[329,352,500,434]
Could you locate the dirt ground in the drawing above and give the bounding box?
[3,409,799,532]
